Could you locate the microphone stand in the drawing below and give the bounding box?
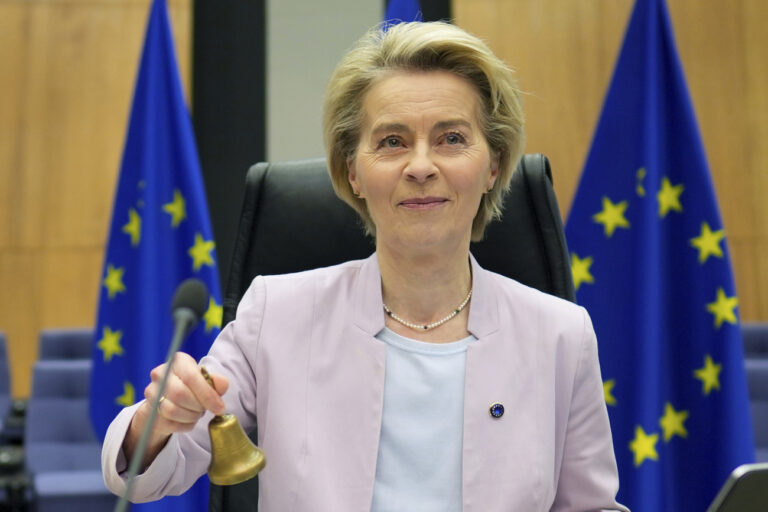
[113,308,198,512]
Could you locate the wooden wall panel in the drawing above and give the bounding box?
[454,0,768,322]
[740,1,768,317]
[0,0,191,397]
[0,4,27,251]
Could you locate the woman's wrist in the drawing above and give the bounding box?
[123,401,171,473]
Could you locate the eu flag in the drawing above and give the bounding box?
[565,0,755,510]
[90,0,221,510]
[384,0,422,24]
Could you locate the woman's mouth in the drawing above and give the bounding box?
[399,197,448,209]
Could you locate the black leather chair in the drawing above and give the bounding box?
[210,153,575,511]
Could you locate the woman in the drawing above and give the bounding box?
[103,21,628,511]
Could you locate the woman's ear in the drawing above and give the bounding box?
[487,157,500,191]
[347,157,361,197]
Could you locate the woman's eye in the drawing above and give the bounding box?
[378,136,401,149]
[444,132,465,145]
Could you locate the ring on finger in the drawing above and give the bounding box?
[157,395,167,411]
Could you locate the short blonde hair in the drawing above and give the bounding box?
[323,21,525,241]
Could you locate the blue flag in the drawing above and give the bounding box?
[384,0,422,25]
[565,0,754,510]
[90,0,221,510]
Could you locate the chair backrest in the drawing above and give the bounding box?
[39,328,94,360]
[743,323,768,358]
[212,154,575,511]
[24,398,101,472]
[746,359,768,462]
[30,360,92,398]
[25,359,99,473]
[222,154,574,325]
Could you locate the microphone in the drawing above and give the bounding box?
[171,278,209,339]
[115,278,209,512]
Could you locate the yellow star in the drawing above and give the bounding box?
[659,402,689,441]
[593,197,630,237]
[122,208,141,246]
[115,381,136,407]
[603,379,617,406]
[690,222,725,264]
[163,189,187,228]
[706,287,739,328]
[188,233,216,271]
[657,177,684,218]
[571,253,595,291]
[629,425,659,467]
[694,354,722,395]
[203,297,223,332]
[103,264,126,299]
[97,326,124,362]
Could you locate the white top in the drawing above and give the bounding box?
[371,327,477,512]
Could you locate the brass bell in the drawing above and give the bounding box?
[201,367,266,485]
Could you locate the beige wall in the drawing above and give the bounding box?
[267,0,381,161]
[454,0,768,322]
[0,0,191,397]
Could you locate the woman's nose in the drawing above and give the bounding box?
[404,144,438,183]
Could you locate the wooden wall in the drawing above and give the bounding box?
[454,0,768,322]
[0,0,191,397]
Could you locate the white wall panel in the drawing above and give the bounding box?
[267,0,381,161]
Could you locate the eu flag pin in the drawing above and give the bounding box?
[489,403,505,418]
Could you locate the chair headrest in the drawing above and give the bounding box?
[223,154,574,324]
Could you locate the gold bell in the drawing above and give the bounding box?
[208,413,266,485]
[201,367,266,485]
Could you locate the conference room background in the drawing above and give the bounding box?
[1,0,766,397]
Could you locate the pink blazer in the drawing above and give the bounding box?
[103,254,628,511]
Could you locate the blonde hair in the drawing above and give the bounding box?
[323,21,525,241]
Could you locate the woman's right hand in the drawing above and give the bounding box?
[122,352,230,471]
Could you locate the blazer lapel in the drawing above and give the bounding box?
[462,260,544,510]
[467,254,499,339]
[327,254,386,509]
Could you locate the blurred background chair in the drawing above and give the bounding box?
[743,322,768,359]
[0,332,29,510]
[24,359,115,511]
[38,328,93,361]
[0,333,11,433]
[746,358,768,462]
[743,322,768,463]
[211,154,575,511]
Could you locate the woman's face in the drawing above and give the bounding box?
[348,70,498,253]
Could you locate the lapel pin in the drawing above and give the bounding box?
[489,403,505,418]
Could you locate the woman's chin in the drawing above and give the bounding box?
[380,226,469,254]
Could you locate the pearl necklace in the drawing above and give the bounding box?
[383,289,473,331]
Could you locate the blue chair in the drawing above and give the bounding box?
[0,332,11,429]
[29,360,91,399]
[743,322,768,359]
[746,358,768,463]
[25,359,116,511]
[38,328,93,360]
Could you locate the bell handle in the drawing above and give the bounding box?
[200,366,223,419]
[200,365,215,388]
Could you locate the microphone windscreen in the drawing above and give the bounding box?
[171,278,209,320]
